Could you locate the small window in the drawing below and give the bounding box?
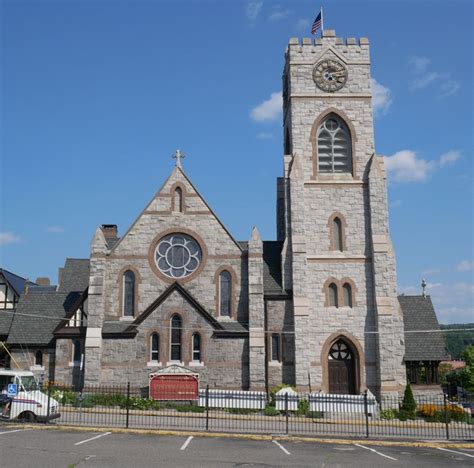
[219,271,232,317]
[317,115,352,173]
[343,283,353,307]
[35,350,43,366]
[150,333,160,362]
[332,217,343,251]
[123,270,135,317]
[328,283,338,307]
[271,334,281,362]
[174,187,183,212]
[170,315,182,361]
[72,340,81,363]
[192,333,201,362]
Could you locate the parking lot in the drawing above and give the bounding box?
[0,426,473,467]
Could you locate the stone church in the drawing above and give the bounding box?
[1,30,447,398]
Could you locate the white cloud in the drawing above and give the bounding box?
[0,232,20,246]
[439,150,461,167]
[384,149,460,183]
[371,78,392,116]
[408,55,460,97]
[246,0,263,21]
[409,56,431,74]
[295,18,310,31]
[268,6,290,21]
[250,91,282,122]
[457,260,474,272]
[257,132,274,139]
[384,150,433,182]
[46,225,65,233]
[439,81,461,98]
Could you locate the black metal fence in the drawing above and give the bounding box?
[3,384,473,441]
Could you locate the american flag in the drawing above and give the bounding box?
[311,11,322,35]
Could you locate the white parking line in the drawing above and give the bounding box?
[437,447,474,458]
[74,432,112,446]
[272,440,291,455]
[180,436,193,451]
[354,443,397,461]
[0,429,27,435]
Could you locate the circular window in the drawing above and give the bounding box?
[155,234,202,278]
[329,340,352,360]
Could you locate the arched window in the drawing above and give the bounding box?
[317,115,352,173]
[150,333,160,362]
[72,340,81,363]
[35,350,43,366]
[328,283,338,307]
[123,270,135,317]
[284,127,291,155]
[219,271,232,317]
[332,217,344,251]
[343,283,353,308]
[170,315,182,362]
[174,187,183,212]
[192,333,201,362]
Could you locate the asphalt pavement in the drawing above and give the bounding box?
[0,426,473,467]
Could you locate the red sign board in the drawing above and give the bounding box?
[149,374,199,401]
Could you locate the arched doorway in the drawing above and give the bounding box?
[328,339,356,394]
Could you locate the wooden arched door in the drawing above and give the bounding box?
[328,339,356,394]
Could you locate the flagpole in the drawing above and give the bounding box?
[320,7,324,35]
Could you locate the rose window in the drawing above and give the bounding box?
[155,234,202,278]
[329,340,352,360]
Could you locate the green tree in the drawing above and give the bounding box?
[459,345,474,392]
[401,383,416,415]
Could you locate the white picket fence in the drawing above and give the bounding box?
[198,389,266,409]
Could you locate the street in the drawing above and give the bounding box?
[0,426,473,467]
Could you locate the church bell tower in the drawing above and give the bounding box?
[278,29,406,397]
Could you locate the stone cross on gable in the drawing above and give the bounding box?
[173,149,185,168]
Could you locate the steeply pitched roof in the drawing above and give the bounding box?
[58,259,89,293]
[7,290,80,345]
[263,241,284,294]
[398,295,448,361]
[0,269,35,296]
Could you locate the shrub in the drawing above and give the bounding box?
[175,405,205,413]
[396,409,416,421]
[263,405,279,416]
[297,399,310,416]
[380,408,396,420]
[400,384,416,415]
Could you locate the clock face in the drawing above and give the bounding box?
[313,59,348,92]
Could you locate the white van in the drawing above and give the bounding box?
[0,369,60,422]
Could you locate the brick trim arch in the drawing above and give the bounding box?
[327,212,348,252]
[309,108,358,179]
[340,277,357,308]
[117,265,141,318]
[322,277,340,307]
[213,265,238,319]
[170,181,187,213]
[320,330,366,394]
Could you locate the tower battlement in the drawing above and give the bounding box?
[286,29,370,63]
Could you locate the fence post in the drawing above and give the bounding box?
[285,393,289,435]
[46,384,51,424]
[443,393,450,440]
[205,385,209,431]
[364,390,369,439]
[126,382,130,429]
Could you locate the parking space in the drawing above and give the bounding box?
[0,426,473,467]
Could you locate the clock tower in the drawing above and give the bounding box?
[279,30,407,397]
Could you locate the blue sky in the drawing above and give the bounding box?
[1,0,472,324]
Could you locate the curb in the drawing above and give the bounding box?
[5,423,474,449]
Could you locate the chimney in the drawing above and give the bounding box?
[100,224,118,239]
[35,277,51,286]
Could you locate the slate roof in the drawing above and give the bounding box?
[7,290,81,345]
[57,259,90,293]
[0,269,35,296]
[0,313,14,338]
[263,241,284,294]
[398,295,448,361]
